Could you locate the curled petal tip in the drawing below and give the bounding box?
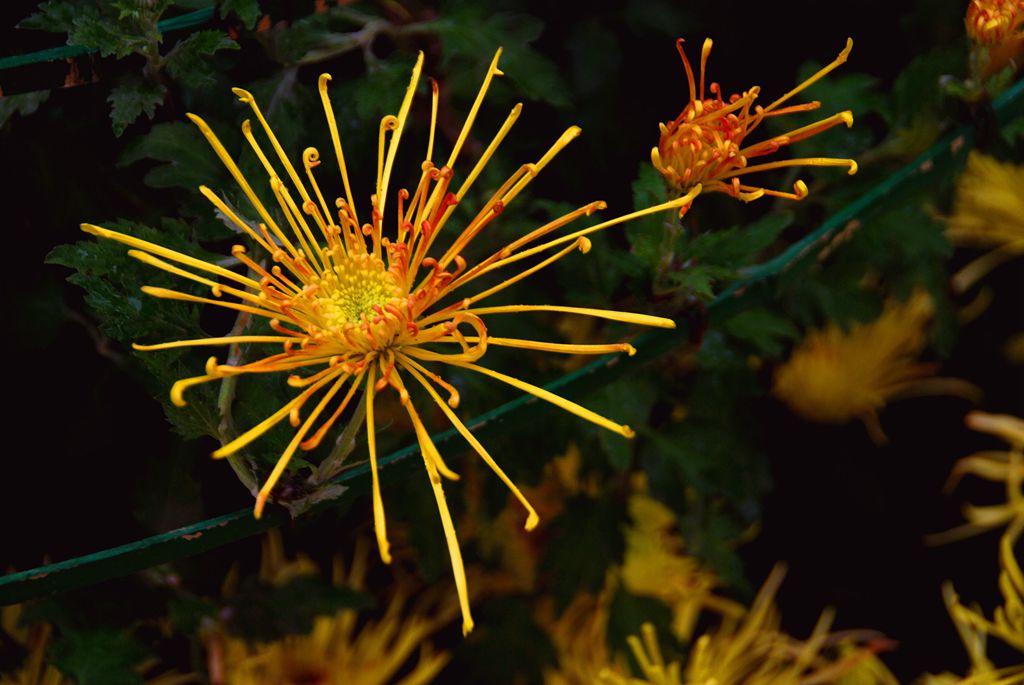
[231,87,253,103]
[462,617,475,636]
[170,383,188,408]
[577,237,592,254]
[318,72,332,86]
[839,110,854,127]
[625,344,637,357]
[525,512,540,531]
[840,37,854,61]
[621,425,636,439]
[846,160,859,175]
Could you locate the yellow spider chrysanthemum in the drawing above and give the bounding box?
[204,534,456,685]
[599,568,884,685]
[651,37,857,202]
[82,50,698,635]
[772,290,977,442]
[946,152,1024,293]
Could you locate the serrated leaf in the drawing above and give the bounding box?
[108,78,167,137]
[0,90,49,130]
[120,121,224,189]
[220,0,261,30]
[18,0,79,32]
[165,30,238,88]
[69,16,149,59]
[51,629,149,685]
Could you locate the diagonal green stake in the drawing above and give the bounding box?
[2,76,1023,607]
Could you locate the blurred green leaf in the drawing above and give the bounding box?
[587,376,657,471]
[721,308,800,358]
[0,90,49,130]
[121,121,225,189]
[225,575,373,643]
[52,629,149,685]
[541,496,625,609]
[220,0,261,29]
[455,597,557,685]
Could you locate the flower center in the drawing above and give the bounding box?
[659,99,747,187]
[316,253,401,328]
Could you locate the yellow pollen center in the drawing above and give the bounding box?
[316,253,400,327]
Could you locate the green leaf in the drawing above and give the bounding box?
[354,57,418,121]
[0,90,50,130]
[586,376,657,471]
[626,162,679,281]
[69,15,150,59]
[108,77,167,137]
[18,0,79,32]
[721,308,800,358]
[51,629,149,685]
[434,8,571,108]
[120,121,225,189]
[453,597,557,685]
[541,496,625,609]
[165,30,239,88]
[220,0,261,30]
[224,575,373,643]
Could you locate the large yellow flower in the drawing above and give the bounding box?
[946,152,1024,293]
[772,290,977,442]
[82,50,696,635]
[652,37,857,202]
[203,533,456,685]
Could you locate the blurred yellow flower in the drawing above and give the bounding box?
[600,568,885,685]
[933,411,1024,543]
[541,580,627,685]
[204,533,457,685]
[621,484,743,641]
[968,0,1024,43]
[83,50,696,634]
[773,290,977,442]
[947,152,1024,293]
[652,37,857,203]
[946,520,1024,671]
